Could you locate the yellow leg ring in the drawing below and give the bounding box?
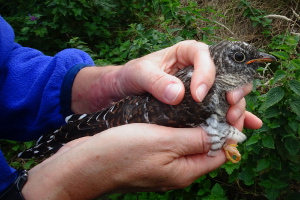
[223,144,241,164]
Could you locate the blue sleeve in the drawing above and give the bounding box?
[0,16,94,141]
[0,151,17,193]
[0,16,95,193]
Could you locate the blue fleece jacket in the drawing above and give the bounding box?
[0,16,94,193]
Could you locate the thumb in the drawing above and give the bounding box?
[139,67,185,105]
[172,127,227,174]
[172,127,211,155]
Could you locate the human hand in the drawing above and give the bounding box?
[71,40,215,113]
[22,124,226,200]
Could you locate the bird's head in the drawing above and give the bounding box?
[209,41,276,90]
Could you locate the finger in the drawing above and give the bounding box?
[226,98,246,125]
[230,112,246,131]
[138,67,186,105]
[183,42,216,102]
[182,151,227,175]
[230,111,262,131]
[170,127,211,155]
[168,41,215,102]
[227,83,253,105]
[170,127,227,177]
[244,111,262,129]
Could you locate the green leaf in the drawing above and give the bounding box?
[209,170,219,178]
[271,70,286,85]
[12,145,20,151]
[289,59,300,70]
[264,106,280,118]
[265,188,280,200]
[270,51,289,60]
[202,183,227,200]
[239,169,255,185]
[256,158,270,172]
[275,44,293,51]
[296,70,300,79]
[261,87,285,110]
[223,162,240,175]
[245,134,259,146]
[289,97,300,116]
[259,179,288,189]
[285,137,300,155]
[245,93,258,110]
[211,183,225,196]
[288,120,299,132]
[23,159,35,169]
[289,80,300,96]
[262,135,275,149]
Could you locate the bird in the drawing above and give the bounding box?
[18,41,276,163]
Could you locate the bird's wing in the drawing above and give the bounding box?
[18,66,217,158]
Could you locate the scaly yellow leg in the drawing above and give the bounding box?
[223,144,241,163]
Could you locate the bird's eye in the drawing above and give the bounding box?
[233,52,246,63]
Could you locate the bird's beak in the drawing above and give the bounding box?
[246,52,277,64]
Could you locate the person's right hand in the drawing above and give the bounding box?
[22,123,226,200]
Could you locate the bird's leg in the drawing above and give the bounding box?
[202,114,247,163]
[223,144,241,163]
[223,126,246,163]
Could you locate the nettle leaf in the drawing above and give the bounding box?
[296,70,300,80]
[259,179,288,189]
[270,51,289,60]
[275,44,292,51]
[262,87,285,110]
[271,70,286,85]
[209,170,219,178]
[211,183,226,197]
[245,134,260,146]
[284,137,300,155]
[289,80,300,96]
[23,159,35,170]
[256,158,270,172]
[245,94,258,110]
[289,98,300,116]
[239,169,255,185]
[265,188,280,200]
[223,162,240,175]
[288,120,299,132]
[264,106,280,118]
[262,135,275,149]
[289,59,300,70]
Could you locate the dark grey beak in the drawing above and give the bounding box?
[246,52,277,64]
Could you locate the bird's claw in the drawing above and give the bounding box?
[223,144,241,163]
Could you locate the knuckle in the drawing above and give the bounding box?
[147,73,166,92]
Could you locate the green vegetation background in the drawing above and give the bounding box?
[0,0,299,199]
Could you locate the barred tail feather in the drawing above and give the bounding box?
[18,134,64,158]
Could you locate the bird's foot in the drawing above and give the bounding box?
[223,144,241,163]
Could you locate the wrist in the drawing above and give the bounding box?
[0,170,28,200]
[71,65,124,114]
[60,64,93,117]
[22,138,118,200]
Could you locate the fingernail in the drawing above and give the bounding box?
[232,89,244,104]
[164,83,181,103]
[196,84,208,102]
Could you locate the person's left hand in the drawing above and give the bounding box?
[71,40,215,113]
